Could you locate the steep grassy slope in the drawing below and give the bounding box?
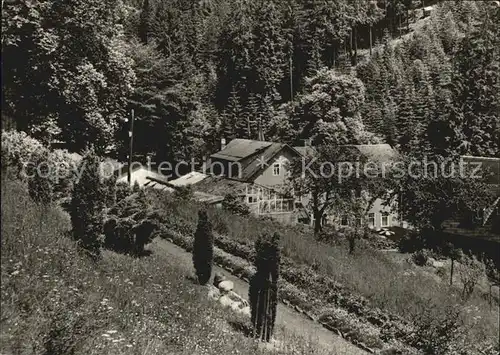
[0,178,333,355]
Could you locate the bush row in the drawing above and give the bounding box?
[1,130,123,205]
[103,190,162,256]
[2,130,80,201]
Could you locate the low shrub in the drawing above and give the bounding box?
[115,181,133,202]
[174,185,193,200]
[103,191,161,255]
[1,129,45,176]
[27,150,54,205]
[316,225,343,245]
[102,175,118,207]
[406,304,472,355]
[398,231,425,253]
[222,193,250,216]
[411,249,431,266]
[2,130,78,201]
[457,254,486,301]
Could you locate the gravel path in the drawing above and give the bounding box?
[151,238,368,355]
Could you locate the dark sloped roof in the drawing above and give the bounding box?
[240,143,290,181]
[210,139,272,162]
[339,144,398,162]
[209,139,301,182]
[192,175,249,197]
[293,146,317,157]
[294,144,398,163]
[193,191,225,205]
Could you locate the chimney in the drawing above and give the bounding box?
[221,138,226,150]
[146,154,151,167]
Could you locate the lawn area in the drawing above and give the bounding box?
[148,189,500,352]
[0,178,334,355]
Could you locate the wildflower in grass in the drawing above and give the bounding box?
[249,232,280,342]
[192,209,214,285]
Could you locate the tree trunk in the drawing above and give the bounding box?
[332,45,336,68]
[289,53,293,102]
[348,236,356,254]
[349,28,354,66]
[247,118,251,138]
[265,285,272,342]
[353,26,358,65]
[344,36,348,64]
[399,14,402,38]
[450,258,454,285]
[369,25,373,56]
[314,211,322,235]
[489,284,492,309]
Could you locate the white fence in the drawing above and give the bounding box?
[247,198,295,215]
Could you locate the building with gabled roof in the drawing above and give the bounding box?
[208,138,301,187]
[292,143,402,230]
[200,139,403,228]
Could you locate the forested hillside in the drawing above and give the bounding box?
[357,2,500,157]
[2,0,499,161]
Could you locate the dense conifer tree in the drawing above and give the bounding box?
[249,232,280,342]
[138,0,154,44]
[70,150,107,259]
[192,209,214,285]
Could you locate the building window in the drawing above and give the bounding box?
[368,213,375,228]
[341,215,349,226]
[355,217,363,227]
[381,212,390,227]
[272,162,281,176]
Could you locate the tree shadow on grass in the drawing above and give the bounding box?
[104,245,153,258]
[228,319,253,338]
[135,249,153,258]
[185,274,199,284]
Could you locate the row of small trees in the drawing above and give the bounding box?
[192,209,281,342]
